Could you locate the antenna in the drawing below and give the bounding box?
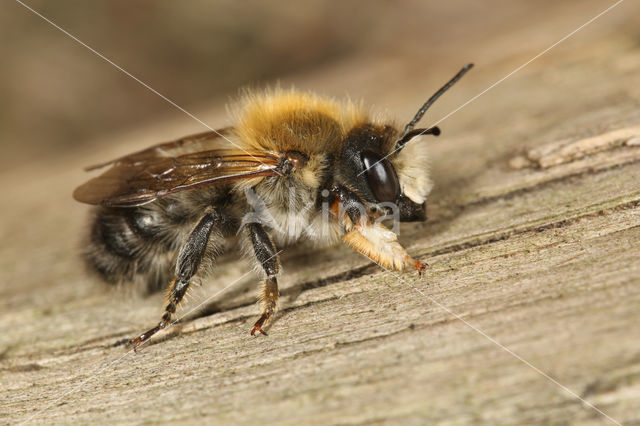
[396,127,440,150]
[402,63,474,136]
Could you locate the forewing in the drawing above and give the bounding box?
[84,128,233,171]
[74,148,280,207]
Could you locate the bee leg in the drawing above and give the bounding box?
[332,185,425,273]
[251,277,279,336]
[247,223,280,336]
[343,223,426,273]
[130,209,221,349]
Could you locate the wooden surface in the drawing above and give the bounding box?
[2,2,640,424]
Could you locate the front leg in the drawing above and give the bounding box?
[343,223,426,273]
[332,185,426,274]
[247,223,280,336]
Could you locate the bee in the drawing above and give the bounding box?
[74,64,473,348]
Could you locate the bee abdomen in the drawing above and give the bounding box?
[84,206,180,290]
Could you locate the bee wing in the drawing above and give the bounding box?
[84,128,233,171]
[73,148,281,207]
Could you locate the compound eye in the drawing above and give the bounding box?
[361,150,400,202]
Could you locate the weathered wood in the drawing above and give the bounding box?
[2,2,640,424]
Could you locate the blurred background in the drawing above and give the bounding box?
[4,0,635,172]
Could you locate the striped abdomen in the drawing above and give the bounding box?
[84,200,197,292]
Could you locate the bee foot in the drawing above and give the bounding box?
[130,336,144,352]
[129,321,167,351]
[414,260,428,276]
[251,314,269,336]
[250,325,268,336]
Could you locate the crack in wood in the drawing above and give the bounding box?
[430,154,640,227]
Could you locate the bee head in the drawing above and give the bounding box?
[337,123,430,222]
[335,63,474,221]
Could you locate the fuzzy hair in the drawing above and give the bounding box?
[392,134,433,204]
[229,87,367,154]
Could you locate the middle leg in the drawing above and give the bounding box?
[247,223,281,336]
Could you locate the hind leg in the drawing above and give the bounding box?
[131,208,223,349]
[246,223,281,336]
